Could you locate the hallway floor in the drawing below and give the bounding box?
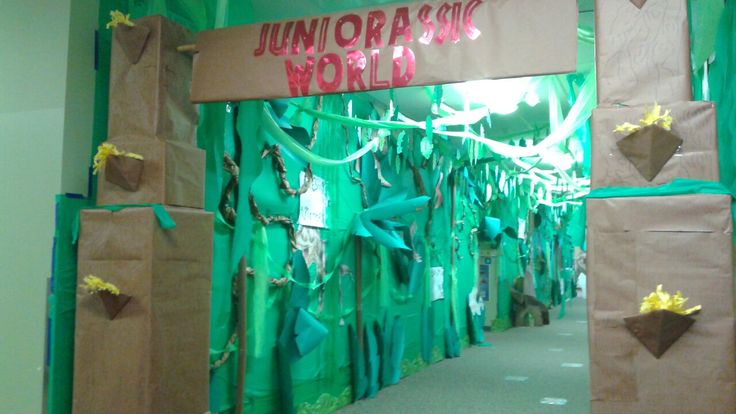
[337,298,591,414]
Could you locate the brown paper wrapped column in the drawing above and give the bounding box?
[96,136,205,208]
[108,15,198,144]
[595,0,692,106]
[73,207,213,414]
[587,194,736,413]
[590,101,719,188]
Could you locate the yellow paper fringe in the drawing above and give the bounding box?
[92,143,144,175]
[106,10,135,29]
[80,275,121,296]
[613,103,674,134]
[640,285,701,316]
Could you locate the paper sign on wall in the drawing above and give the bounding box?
[191,0,578,102]
[431,266,444,301]
[298,172,329,229]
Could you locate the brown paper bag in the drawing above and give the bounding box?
[591,101,719,188]
[97,136,205,208]
[73,207,213,414]
[587,194,735,414]
[595,0,692,106]
[109,15,198,143]
[105,154,144,191]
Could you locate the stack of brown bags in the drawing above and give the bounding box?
[73,16,213,414]
[587,1,735,413]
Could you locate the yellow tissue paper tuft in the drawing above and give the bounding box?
[92,143,143,174]
[614,103,674,134]
[640,284,701,316]
[80,275,121,296]
[106,10,135,29]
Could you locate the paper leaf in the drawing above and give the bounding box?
[364,325,380,398]
[348,325,367,401]
[289,251,310,309]
[420,136,434,159]
[396,131,406,154]
[294,308,329,357]
[354,194,430,249]
[389,317,405,385]
[482,217,502,240]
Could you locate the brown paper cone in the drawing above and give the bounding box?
[114,24,151,64]
[616,125,684,181]
[624,309,695,359]
[629,0,647,9]
[98,291,132,320]
[105,155,144,192]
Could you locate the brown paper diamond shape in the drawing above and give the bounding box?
[616,125,683,181]
[629,0,648,9]
[624,309,694,359]
[114,24,151,64]
[98,291,132,320]
[105,155,144,191]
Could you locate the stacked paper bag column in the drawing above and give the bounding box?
[590,1,736,413]
[587,193,735,413]
[73,15,213,414]
[73,208,213,414]
[98,15,205,209]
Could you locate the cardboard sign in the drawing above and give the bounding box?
[191,0,578,102]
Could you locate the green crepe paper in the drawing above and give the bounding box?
[47,195,91,414]
[277,315,297,414]
[690,0,725,71]
[295,308,329,358]
[420,305,433,364]
[388,316,405,385]
[376,320,388,388]
[587,178,733,199]
[353,194,431,250]
[482,216,502,241]
[710,2,736,194]
[409,239,427,295]
[348,324,367,402]
[230,100,263,273]
[262,105,380,166]
[72,203,175,244]
[389,238,426,297]
[294,73,597,164]
[467,303,486,346]
[289,250,310,310]
[277,251,329,413]
[364,325,380,398]
[444,324,460,359]
[251,223,270,358]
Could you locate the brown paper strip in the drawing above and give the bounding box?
[191,0,579,102]
[624,309,694,359]
[98,291,132,320]
[114,25,151,64]
[616,125,683,181]
[105,155,144,191]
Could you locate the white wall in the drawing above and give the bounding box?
[0,0,97,411]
